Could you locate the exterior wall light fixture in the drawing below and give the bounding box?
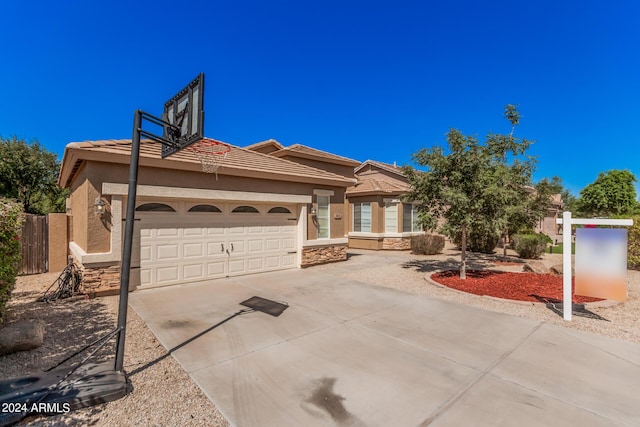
[94,197,106,216]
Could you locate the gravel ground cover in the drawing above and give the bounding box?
[0,272,229,427]
[2,242,638,425]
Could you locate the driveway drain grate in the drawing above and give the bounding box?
[240,296,289,317]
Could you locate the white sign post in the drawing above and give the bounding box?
[556,213,633,321]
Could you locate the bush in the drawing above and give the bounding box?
[511,233,549,259]
[0,198,23,324]
[411,234,445,255]
[452,228,500,254]
[628,215,640,270]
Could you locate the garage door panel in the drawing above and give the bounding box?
[183,242,204,258]
[157,244,179,260]
[183,227,205,237]
[265,256,280,268]
[228,240,246,255]
[157,228,179,238]
[247,239,263,253]
[282,254,296,267]
[156,266,179,283]
[207,261,226,276]
[282,238,295,250]
[207,242,226,256]
[183,263,205,280]
[140,245,152,262]
[265,239,280,251]
[228,226,244,234]
[140,269,151,286]
[207,227,224,235]
[247,258,264,271]
[228,259,246,274]
[248,226,263,234]
[265,226,280,233]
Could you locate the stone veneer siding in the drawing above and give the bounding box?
[301,244,347,267]
[382,237,411,250]
[70,253,121,297]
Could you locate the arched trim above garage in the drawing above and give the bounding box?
[232,205,260,213]
[188,204,222,213]
[136,203,176,212]
[268,206,291,214]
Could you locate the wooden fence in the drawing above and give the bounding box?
[20,214,49,274]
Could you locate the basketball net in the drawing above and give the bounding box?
[188,138,230,180]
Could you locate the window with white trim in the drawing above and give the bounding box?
[385,202,398,233]
[316,195,330,238]
[403,203,420,232]
[353,202,371,232]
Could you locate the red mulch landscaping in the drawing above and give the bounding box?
[431,270,602,303]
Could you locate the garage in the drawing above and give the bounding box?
[131,201,298,289]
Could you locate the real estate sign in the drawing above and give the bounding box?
[575,228,628,302]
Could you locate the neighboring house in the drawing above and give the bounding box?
[58,139,356,294]
[535,192,563,243]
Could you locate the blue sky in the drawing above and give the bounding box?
[1,0,639,196]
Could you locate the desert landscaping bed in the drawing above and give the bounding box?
[431,270,602,304]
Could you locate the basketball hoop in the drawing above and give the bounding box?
[188,138,231,179]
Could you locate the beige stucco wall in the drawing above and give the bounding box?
[69,164,88,250]
[278,155,356,178]
[47,213,68,272]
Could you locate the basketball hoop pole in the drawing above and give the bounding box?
[114,109,143,373]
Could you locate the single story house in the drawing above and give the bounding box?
[58,139,357,294]
[58,137,563,294]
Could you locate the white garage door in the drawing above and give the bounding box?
[131,202,297,289]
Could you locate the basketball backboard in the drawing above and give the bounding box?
[161,73,205,158]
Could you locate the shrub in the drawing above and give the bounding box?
[452,227,500,254]
[628,215,640,270]
[0,198,23,324]
[511,233,549,259]
[411,234,445,255]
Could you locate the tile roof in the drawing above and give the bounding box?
[58,139,356,188]
[355,160,406,177]
[244,139,284,152]
[346,176,410,196]
[270,144,361,166]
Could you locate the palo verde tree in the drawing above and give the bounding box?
[0,136,68,214]
[403,105,537,279]
[576,170,638,217]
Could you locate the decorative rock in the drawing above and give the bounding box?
[0,319,45,355]
[522,261,548,274]
[550,263,575,276]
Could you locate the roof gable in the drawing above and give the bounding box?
[244,139,284,154]
[355,160,406,178]
[270,144,361,167]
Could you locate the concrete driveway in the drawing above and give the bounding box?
[129,263,640,426]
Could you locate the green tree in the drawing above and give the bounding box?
[577,170,638,217]
[403,105,537,279]
[0,136,68,214]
